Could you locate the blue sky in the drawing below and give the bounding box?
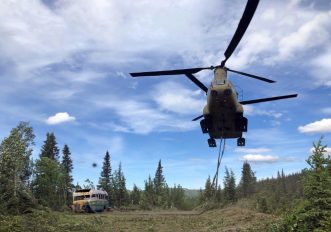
[0,0,331,189]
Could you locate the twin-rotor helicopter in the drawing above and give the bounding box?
[130,0,297,147]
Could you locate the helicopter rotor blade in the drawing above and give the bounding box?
[226,67,275,83]
[185,73,208,93]
[221,0,260,67]
[130,66,215,77]
[192,115,204,121]
[240,94,298,105]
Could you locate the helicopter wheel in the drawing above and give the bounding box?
[208,138,216,147]
[200,119,209,133]
[242,117,248,132]
[235,116,248,132]
[200,115,212,134]
[237,137,245,146]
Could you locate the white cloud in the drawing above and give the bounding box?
[152,81,205,115]
[241,154,279,163]
[311,47,331,87]
[46,112,76,125]
[235,147,271,153]
[93,96,197,134]
[243,105,283,118]
[275,11,331,61]
[228,31,272,69]
[298,118,331,134]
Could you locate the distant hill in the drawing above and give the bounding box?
[184,189,200,198]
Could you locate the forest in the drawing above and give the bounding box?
[0,122,330,231]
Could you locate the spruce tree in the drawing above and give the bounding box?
[301,139,331,230]
[223,167,236,203]
[153,160,166,206]
[61,144,73,204]
[130,184,141,205]
[113,163,128,207]
[98,151,112,203]
[144,175,155,207]
[276,138,331,231]
[40,132,59,161]
[154,160,166,196]
[239,161,256,198]
[203,175,213,201]
[33,133,65,210]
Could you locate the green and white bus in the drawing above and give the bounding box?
[73,189,109,213]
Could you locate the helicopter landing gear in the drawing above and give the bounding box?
[208,138,216,147]
[237,137,245,146]
[200,116,212,134]
[235,116,248,132]
[200,119,209,133]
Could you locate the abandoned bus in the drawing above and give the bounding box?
[72,189,109,212]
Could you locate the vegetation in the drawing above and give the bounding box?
[271,138,331,231]
[97,151,113,204]
[62,144,74,205]
[0,122,35,214]
[0,122,330,231]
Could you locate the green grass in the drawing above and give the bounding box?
[0,206,278,232]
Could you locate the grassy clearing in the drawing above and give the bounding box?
[0,206,277,232]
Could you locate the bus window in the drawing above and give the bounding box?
[74,196,84,201]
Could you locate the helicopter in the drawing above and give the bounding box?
[130,0,297,147]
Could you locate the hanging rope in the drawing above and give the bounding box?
[211,138,226,194]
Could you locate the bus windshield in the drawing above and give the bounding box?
[74,195,90,201]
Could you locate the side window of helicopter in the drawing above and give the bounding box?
[216,79,225,85]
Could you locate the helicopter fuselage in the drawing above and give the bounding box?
[200,68,247,144]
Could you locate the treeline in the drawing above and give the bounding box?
[0,122,76,213]
[198,138,331,231]
[199,163,304,213]
[0,122,191,214]
[96,152,189,210]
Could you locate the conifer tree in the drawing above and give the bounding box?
[130,184,141,205]
[223,167,236,203]
[113,163,128,207]
[215,185,222,203]
[301,139,331,230]
[153,160,166,206]
[239,161,256,198]
[276,138,331,231]
[40,132,59,161]
[203,175,213,201]
[33,132,65,209]
[154,160,166,196]
[61,144,73,204]
[98,151,112,203]
[143,175,155,207]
